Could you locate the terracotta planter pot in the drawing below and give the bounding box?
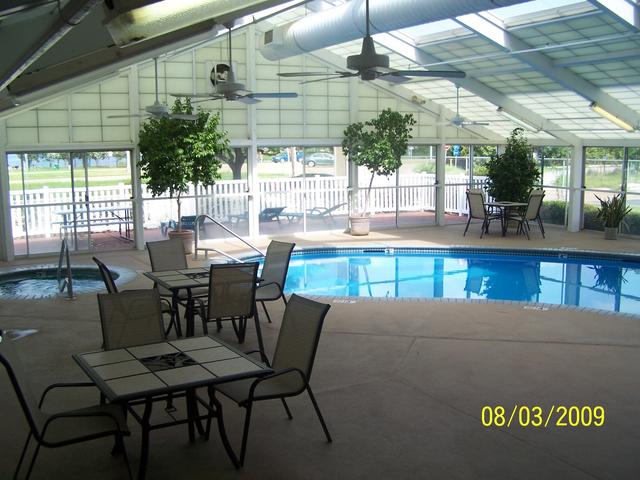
[604,227,618,240]
[168,229,194,254]
[349,216,370,236]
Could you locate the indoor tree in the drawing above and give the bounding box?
[138,97,230,232]
[485,127,540,202]
[342,109,415,233]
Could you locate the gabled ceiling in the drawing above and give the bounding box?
[1,0,639,144]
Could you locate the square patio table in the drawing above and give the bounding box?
[74,335,272,479]
[485,201,528,236]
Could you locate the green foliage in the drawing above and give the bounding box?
[589,265,627,294]
[138,98,230,229]
[342,109,416,214]
[595,193,632,229]
[539,200,566,225]
[485,128,540,202]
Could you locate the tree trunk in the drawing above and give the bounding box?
[228,147,247,180]
[176,194,182,231]
[364,172,375,216]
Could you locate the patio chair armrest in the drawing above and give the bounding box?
[39,382,97,408]
[243,349,272,367]
[246,367,307,402]
[257,280,283,291]
[42,409,128,436]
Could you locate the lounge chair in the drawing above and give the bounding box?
[286,202,346,224]
[230,207,286,225]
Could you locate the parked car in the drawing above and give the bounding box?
[304,152,335,167]
[271,150,304,163]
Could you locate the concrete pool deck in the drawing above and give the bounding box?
[1,223,639,479]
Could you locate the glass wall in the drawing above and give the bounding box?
[582,147,625,232]
[535,146,571,228]
[257,145,348,235]
[7,150,134,255]
[397,145,437,227]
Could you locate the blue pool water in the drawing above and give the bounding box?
[280,248,640,315]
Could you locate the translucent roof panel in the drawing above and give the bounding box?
[488,0,591,23]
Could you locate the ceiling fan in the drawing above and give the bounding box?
[172,27,298,104]
[277,0,466,84]
[439,86,490,128]
[109,58,197,121]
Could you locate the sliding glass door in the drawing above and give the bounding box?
[6,150,134,256]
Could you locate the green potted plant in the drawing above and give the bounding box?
[138,98,230,253]
[595,193,632,240]
[342,109,416,235]
[485,128,540,202]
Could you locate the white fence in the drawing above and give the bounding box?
[10,174,486,238]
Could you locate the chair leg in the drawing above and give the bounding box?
[208,392,239,469]
[239,403,254,467]
[14,432,32,479]
[463,216,472,236]
[119,434,133,480]
[306,386,332,443]
[537,217,546,238]
[282,294,288,306]
[171,297,182,337]
[281,398,293,419]
[480,219,486,239]
[25,441,41,480]
[260,300,272,323]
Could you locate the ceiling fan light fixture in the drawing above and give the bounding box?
[496,107,540,133]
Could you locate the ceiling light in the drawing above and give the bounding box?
[496,107,540,133]
[103,0,268,46]
[589,102,635,132]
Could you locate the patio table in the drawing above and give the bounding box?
[143,268,267,358]
[73,335,272,479]
[485,201,528,236]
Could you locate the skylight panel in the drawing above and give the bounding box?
[488,0,590,23]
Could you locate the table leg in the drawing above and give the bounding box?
[501,208,507,237]
[138,397,153,480]
[185,288,195,337]
[186,388,206,440]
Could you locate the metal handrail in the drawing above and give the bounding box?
[57,238,74,300]
[193,214,265,260]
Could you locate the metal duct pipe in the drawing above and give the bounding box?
[261,0,527,61]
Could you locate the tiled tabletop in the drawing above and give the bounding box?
[74,336,270,402]
[144,267,210,290]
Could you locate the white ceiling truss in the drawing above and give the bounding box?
[1,0,640,145]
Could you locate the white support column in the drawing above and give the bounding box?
[0,119,13,260]
[128,64,145,250]
[435,143,446,225]
[567,144,584,232]
[246,26,259,238]
[347,77,359,219]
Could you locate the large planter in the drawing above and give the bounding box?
[604,226,618,240]
[168,229,194,254]
[349,216,370,236]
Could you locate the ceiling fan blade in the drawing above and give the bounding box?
[190,96,224,104]
[464,121,490,126]
[300,73,357,85]
[248,92,298,99]
[235,96,261,105]
[169,114,198,121]
[278,72,337,77]
[107,114,148,119]
[170,92,217,98]
[385,70,466,79]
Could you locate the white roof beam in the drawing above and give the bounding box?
[373,32,580,144]
[587,0,640,31]
[456,12,640,130]
[553,47,640,67]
